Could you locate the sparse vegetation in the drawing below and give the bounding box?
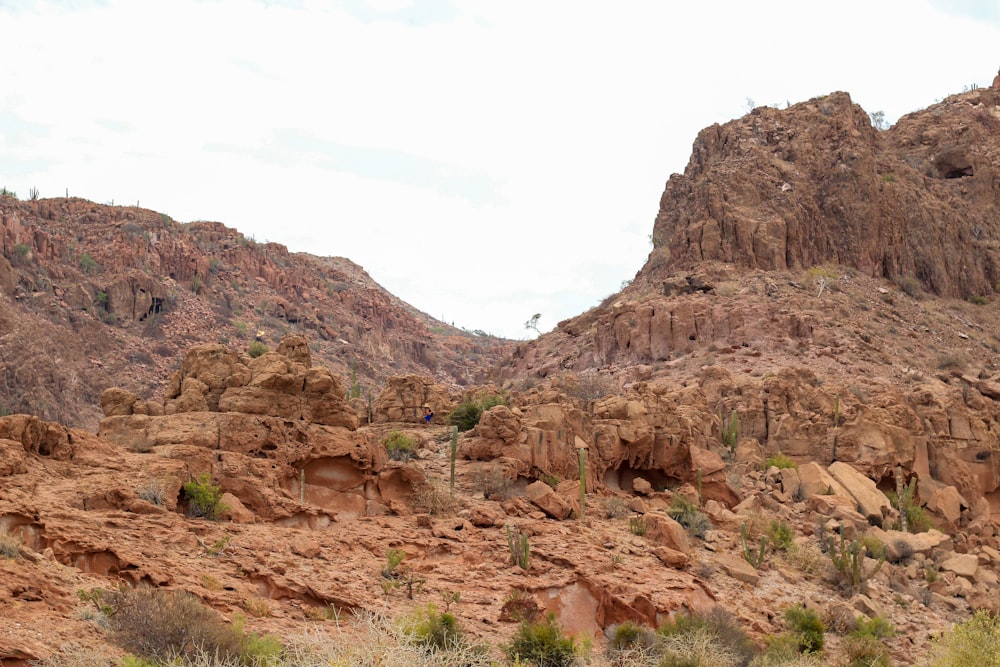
[667,496,711,538]
[783,605,824,654]
[827,527,885,595]
[767,520,794,552]
[448,392,506,432]
[629,515,648,536]
[0,534,21,559]
[408,480,459,515]
[247,340,268,358]
[929,609,1000,667]
[78,251,99,274]
[137,480,165,506]
[506,613,577,667]
[887,478,930,533]
[182,473,228,520]
[506,524,531,570]
[765,454,798,470]
[383,430,417,462]
[657,608,757,667]
[742,523,767,569]
[100,586,282,664]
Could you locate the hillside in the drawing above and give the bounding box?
[3,77,1000,666]
[0,198,510,430]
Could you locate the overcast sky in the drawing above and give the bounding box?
[2,1,999,339]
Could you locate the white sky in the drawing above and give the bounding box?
[2,1,999,339]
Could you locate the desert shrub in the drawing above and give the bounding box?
[24,644,121,667]
[783,605,824,654]
[667,497,711,538]
[898,276,922,298]
[104,587,243,661]
[628,516,648,536]
[0,535,20,559]
[890,538,915,563]
[858,534,887,560]
[448,392,506,432]
[842,634,892,667]
[765,454,797,470]
[241,597,272,618]
[929,609,1000,667]
[408,480,459,515]
[750,633,825,666]
[854,615,895,640]
[79,251,99,274]
[500,589,541,623]
[767,520,794,552]
[656,609,756,667]
[606,621,658,659]
[506,613,577,667]
[247,341,268,358]
[784,541,825,576]
[560,371,615,403]
[968,295,990,306]
[12,243,31,265]
[403,604,468,652]
[383,430,416,462]
[937,353,965,371]
[886,483,931,533]
[182,473,228,520]
[137,480,165,506]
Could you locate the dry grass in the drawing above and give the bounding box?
[408,480,460,516]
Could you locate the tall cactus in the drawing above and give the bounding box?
[828,527,884,595]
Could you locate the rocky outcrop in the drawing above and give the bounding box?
[646,89,1000,300]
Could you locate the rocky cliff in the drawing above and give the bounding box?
[0,198,509,430]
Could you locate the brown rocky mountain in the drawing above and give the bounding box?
[0,198,510,430]
[3,75,1000,666]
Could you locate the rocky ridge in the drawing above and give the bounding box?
[0,198,510,430]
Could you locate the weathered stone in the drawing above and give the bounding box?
[940,553,979,578]
[926,485,965,524]
[715,554,760,585]
[798,462,849,499]
[525,481,573,520]
[644,513,690,554]
[828,461,892,525]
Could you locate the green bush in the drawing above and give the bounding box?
[929,609,1000,667]
[182,473,228,520]
[842,615,896,667]
[783,605,824,654]
[765,454,797,470]
[607,621,658,656]
[767,520,794,552]
[887,477,930,533]
[384,430,416,462]
[404,604,464,651]
[79,251,99,274]
[448,392,506,432]
[750,633,825,666]
[506,613,577,667]
[247,340,268,358]
[667,497,712,538]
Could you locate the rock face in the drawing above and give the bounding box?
[647,89,1000,300]
[0,197,510,430]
